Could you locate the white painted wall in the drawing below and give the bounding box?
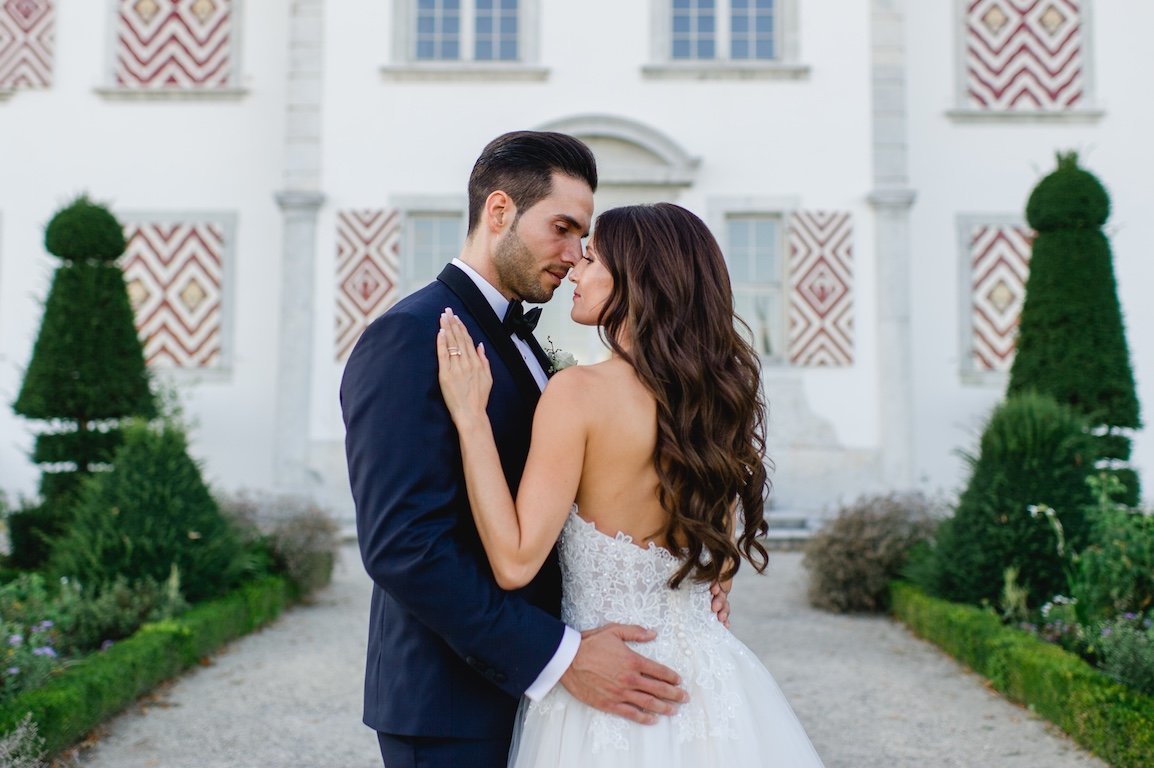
[906,1,1154,501]
[0,1,291,499]
[2,1,1150,524]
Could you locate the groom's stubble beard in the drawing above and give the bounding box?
[493,220,559,304]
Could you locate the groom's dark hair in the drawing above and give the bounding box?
[466,131,598,235]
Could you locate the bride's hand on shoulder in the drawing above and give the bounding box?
[437,308,492,426]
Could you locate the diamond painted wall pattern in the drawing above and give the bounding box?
[0,0,54,89]
[335,210,401,362]
[120,221,225,368]
[965,0,1085,111]
[970,223,1032,372]
[787,212,853,367]
[114,0,234,89]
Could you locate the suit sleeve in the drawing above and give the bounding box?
[341,308,565,697]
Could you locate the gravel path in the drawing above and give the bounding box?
[68,545,1108,768]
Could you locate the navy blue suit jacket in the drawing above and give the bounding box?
[341,264,565,739]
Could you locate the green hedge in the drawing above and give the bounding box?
[0,575,293,757]
[892,581,1154,767]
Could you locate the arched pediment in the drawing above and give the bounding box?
[536,114,700,188]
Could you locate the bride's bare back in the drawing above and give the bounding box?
[566,356,672,550]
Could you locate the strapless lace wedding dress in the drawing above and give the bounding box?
[509,508,825,767]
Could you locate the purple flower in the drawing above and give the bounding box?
[7,634,22,647]
[100,640,115,652]
[36,620,54,631]
[32,646,57,658]
[6,667,19,676]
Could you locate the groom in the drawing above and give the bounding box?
[341,131,695,767]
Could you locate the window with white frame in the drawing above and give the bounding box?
[387,0,544,77]
[725,213,784,359]
[415,0,518,61]
[647,0,805,79]
[672,0,776,61]
[404,212,464,294]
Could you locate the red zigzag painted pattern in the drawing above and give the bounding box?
[115,0,232,88]
[966,0,1084,110]
[335,209,401,362]
[787,211,853,367]
[121,221,224,368]
[970,223,1032,372]
[0,0,54,89]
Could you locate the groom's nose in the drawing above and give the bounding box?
[560,239,583,266]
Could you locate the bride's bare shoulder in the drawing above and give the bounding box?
[540,358,634,403]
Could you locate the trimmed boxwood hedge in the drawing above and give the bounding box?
[0,575,294,758]
[892,581,1154,767]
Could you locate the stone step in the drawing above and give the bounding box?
[762,510,819,551]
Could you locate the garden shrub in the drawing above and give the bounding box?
[929,392,1095,608]
[50,421,244,603]
[218,491,340,597]
[1069,478,1154,623]
[2,504,65,573]
[802,492,938,612]
[12,198,155,511]
[0,713,46,768]
[56,573,188,656]
[1010,152,1141,504]
[892,582,1154,768]
[0,569,186,661]
[1098,616,1154,696]
[0,575,292,759]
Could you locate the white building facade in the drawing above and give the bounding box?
[0,0,1150,527]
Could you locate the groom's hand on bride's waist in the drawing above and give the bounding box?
[559,624,688,725]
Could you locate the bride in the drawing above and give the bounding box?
[436,202,824,767]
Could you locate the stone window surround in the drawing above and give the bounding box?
[382,0,547,81]
[117,209,238,379]
[644,0,808,81]
[708,196,799,366]
[95,0,249,101]
[948,0,1102,123]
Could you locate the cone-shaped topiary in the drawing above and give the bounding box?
[930,393,1096,608]
[12,196,155,522]
[50,421,244,603]
[1009,152,1141,503]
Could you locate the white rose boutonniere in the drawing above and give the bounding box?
[544,337,578,374]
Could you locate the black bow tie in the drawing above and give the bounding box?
[503,301,542,340]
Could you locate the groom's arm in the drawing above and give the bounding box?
[343,308,564,698]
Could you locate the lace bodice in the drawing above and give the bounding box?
[558,508,716,634]
[533,507,744,751]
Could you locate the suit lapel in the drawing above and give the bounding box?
[524,333,552,378]
[437,265,543,404]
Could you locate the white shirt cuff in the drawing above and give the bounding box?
[524,625,580,701]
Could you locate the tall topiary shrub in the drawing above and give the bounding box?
[50,421,244,603]
[930,393,1096,608]
[9,196,155,567]
[1008,152,1141,504]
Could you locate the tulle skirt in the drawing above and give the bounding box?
[508,628,825,767]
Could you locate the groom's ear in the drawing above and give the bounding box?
[485,190,515,234]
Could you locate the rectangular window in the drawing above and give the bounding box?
[672,0,716,60]
[406,213,464,292]
[475,0,519,61]
[416,0,461,60]
[671,0,775,62]
[726,214,783,358]
[411,0,521,62]
[730,0,775,60]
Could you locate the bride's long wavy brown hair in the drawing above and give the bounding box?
[592,203,770,588]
